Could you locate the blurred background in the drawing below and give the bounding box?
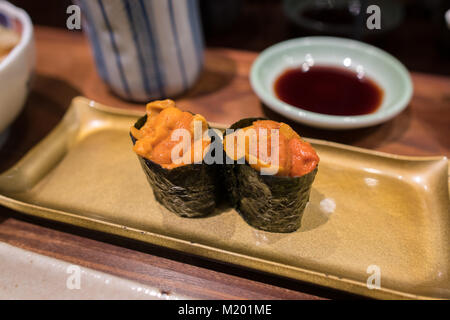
[9,0,450,76]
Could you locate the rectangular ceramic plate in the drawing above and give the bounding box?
[0,97,448,299]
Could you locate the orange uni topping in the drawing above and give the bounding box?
[224,120,319,177]
[131,100,210,169]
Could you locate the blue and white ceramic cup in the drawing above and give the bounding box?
[78,0,204,102]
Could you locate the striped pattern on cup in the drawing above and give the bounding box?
[78,0,204,102]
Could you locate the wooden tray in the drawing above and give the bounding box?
[0,96,448,299]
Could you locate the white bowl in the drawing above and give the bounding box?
[250,37,413,130]
[0,1,34,133]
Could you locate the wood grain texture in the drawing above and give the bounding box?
[0,213,330,300]
[0,26,448,300]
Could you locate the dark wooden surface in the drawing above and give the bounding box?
[0,26,449,300]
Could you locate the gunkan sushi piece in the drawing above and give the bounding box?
[223,118,319,233]
[130,99,219,218]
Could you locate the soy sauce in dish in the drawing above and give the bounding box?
[274,65,383,116]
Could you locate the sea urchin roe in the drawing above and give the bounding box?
[224,120,319,177]
[131,100,210,169]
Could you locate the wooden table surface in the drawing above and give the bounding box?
[0,26,449,300]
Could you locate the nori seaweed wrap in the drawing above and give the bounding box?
[130,100,219,218]
[223,118,319,233]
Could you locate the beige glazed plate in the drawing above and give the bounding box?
[0,97,448,299]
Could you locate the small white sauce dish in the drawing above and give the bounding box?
[250,37,413,130]
[0,1,34,134]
